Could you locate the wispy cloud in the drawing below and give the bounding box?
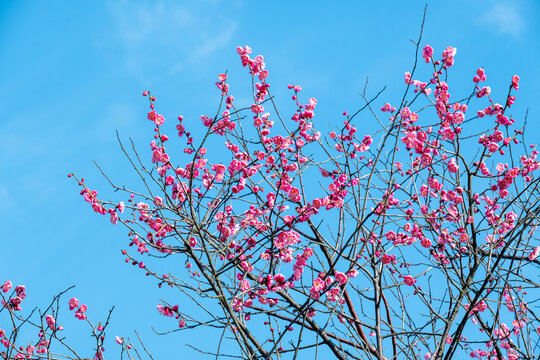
[188,23,237,63]
[106,0,237,79]
[478,4,525,38]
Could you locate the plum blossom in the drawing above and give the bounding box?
[147,111,165,126]
[403,275,416,286]
[45,315,55,330]
[529,247,540,261]
[473,68,486,83]
[1,280,11,293]
[512,75,520,90]
[476,86,491,98]
[274,230,300,249]
[447,159,459,173]
[68,297,79,310]
[335,271,348,285]
[441,46,457,67]
[422,45,433,63]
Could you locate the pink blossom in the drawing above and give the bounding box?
[403,275,416,286]
[147,111,165,126]
[488,142,499,153]
[109,210,118,225]
[153,196,163,206]
[381,254,395,264]
[335,272,348,285]
[74,311,87,320]
[15,285,26,299]
[529,247,540,261]
[1,280,11,293]
[404,72,411,84]
[441,46,457,67]
[476,86,491,98]
[287,187,301,202]
[251,104,264,114]
[447,159,459,173]
[68,297,79,310]
[91,203,106,215]
[236,45,252,55]
[473,68,486,83]
[115,336,123,345]
[311,278,325,292]
[511,75,520,90]
[381,103,396,112]
[422,45,433,63]
[45,315,55,330]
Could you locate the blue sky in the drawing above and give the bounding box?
[1,1,539,358]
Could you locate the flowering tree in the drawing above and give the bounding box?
[2,30,539,360]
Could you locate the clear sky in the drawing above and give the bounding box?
[1,1,539,358]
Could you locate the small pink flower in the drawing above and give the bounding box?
[1,280,12,293]
[421,238,432,248]
[311,278,325,292]
[109,210,118,225]
[250,104,264,114]
[335,272,348,285]
[488,142,499,153]
[403,275,416,286]
[381,254,395,264]
[75,311,87,320]
[147,111,165,126]
[45,315,55,330]
[15,285,26,299]
[511,75,520,90]
[473,68,486,83]
[115,336,123,345]
[529,247,540,261]
[441,46,457,67]
[447,159,459,173]
[422,45,433,63]
[153,196,163,206]
[404,72,411,84]
[68,297,79,311]
[476,86,491,98]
